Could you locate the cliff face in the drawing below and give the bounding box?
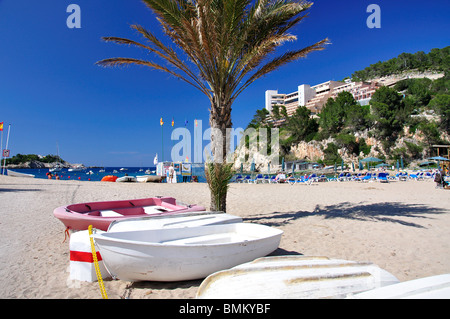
[233,126,450,172]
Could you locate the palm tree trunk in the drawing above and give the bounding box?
[207,98,233,211]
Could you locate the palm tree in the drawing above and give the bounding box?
[97,0,328,211]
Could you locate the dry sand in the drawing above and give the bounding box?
[0,174,449,299]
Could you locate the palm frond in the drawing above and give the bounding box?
[205,162,235,211]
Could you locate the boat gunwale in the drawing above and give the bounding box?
[92,223,283,248]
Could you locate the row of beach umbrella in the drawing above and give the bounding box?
[241,156,449,174]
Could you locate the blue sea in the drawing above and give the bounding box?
[6,166,207,183]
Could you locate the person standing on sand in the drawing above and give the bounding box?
[168,163,174,184]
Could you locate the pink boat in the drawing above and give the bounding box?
[53,196,205,231]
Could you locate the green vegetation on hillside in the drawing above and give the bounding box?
[245,47,450,166]
[4,154,64,165]
[352,46,449,81]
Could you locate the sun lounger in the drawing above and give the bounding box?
[377,172,389,183]
[234,175,243,183]
[361,173,372,182]
[254,174,265,184]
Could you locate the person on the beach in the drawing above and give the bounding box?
[168,163,174,183]
[434,168,445,188]
[275,172,286,183]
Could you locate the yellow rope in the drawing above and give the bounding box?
[88,225,108,299]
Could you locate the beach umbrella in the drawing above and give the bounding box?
[267,162,270,174]
[341,159,344,171]
[361,156,382,171]
[250,160,255,172]
[361,156,382,163]
[396,160,399,171]
[428,156,449,161]
[334,162,337,173]
[358,161,363,171]
[400,157,404,169]
[240,163,243,175]
[281,158,285,171]
[419,161,436,167]
[428,156,449,168]
[352,162,355,172]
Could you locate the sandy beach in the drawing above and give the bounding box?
[0,174,449,299]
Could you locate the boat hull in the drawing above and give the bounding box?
[136,175,162,183]
[92,223,283,282]
[53,196,205,231]
[116,176,137,182]
[350,274,450,299]
[6,169,35,178]
[196,256,400,299]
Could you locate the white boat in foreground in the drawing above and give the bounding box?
[6,169,35,178]
[92,223,282,282]
[350,274,450,299]
[108,211,242,232]
[196,255,399,299]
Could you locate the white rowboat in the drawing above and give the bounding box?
[136,175,162,183]
[196,255,399,299]
[108,211,242,232]
[350,274,450,299]
[116,176,137,182]
[92,223,282,282]
[6,169,35,178]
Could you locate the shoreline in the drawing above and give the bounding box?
[0,175,449,298]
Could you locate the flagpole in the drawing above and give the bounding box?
[161,119,164,163]
[0,129,3,175]
[2,124,11,175]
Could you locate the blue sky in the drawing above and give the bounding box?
[0,0,449,167]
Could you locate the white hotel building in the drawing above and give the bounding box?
[265,79,380,121]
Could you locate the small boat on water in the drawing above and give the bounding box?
[68,165,85,172]
[350,274,450,299]
[6,169,35,178]
[53,196,205,231]
[49,164,63,172]
[107,211,242,232]
[116,175,137,182]
[92,223,283,282]
[196,256,399,299]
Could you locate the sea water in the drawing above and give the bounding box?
[4,166,207,183]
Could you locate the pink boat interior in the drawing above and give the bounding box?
[53,196,206,231]
[67,197,181,217]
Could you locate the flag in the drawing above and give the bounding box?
[195,119,198,127]
[160,117,164,126]
[184,119,188,127]
[171,117,174,127]
[0,122,3,131]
